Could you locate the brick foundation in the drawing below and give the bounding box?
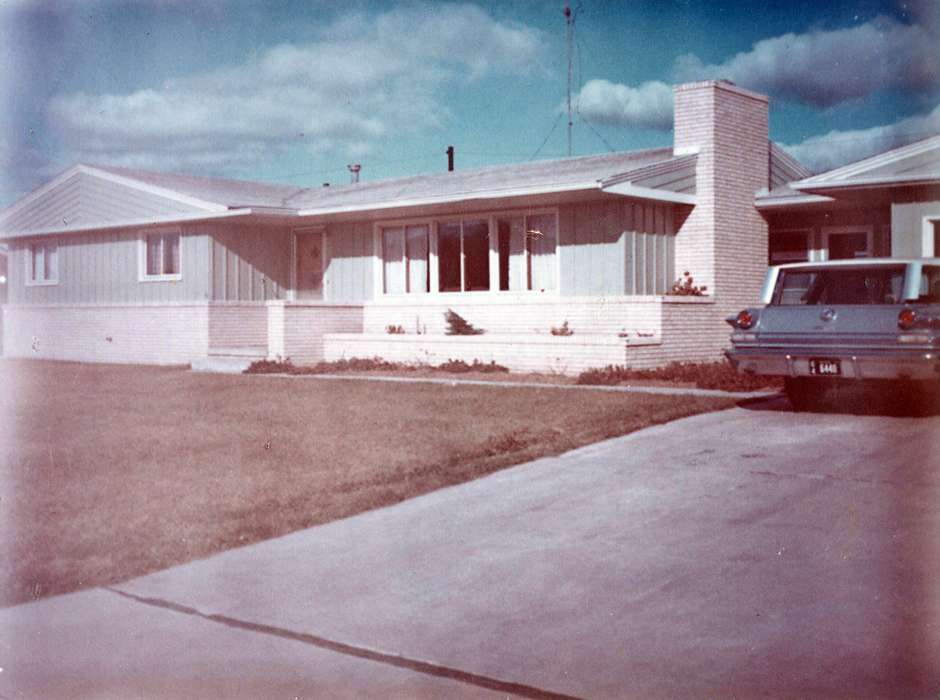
[2,303,210,365]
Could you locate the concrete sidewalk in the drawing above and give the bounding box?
[250,370,779,399]
[3,400,938,698]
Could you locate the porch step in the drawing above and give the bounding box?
[192,345,267,373]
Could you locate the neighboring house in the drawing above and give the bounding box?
[0,79,891,374]
[757,135,940,264]
[0,246,6,354]
[0,246,7,304]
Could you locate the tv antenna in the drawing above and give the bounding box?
[564,3,573,157]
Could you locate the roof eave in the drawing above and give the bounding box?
[297,180,695,217]
[0,208,267,240]
[600,182,696,205]
[754,193,835,209]
[295,181,603,217]
[791,174,940,194]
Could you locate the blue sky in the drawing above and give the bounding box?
[0,0,938,207]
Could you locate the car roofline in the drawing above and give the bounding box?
[772,258,940,271]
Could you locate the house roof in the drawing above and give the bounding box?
[1,139,808,238]
[290,148,695,214]
[754,183,835,208]
[88,163,308,209]
[0,149,699,237]
[790,134,940,195]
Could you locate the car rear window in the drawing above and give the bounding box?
[918,265,940,303]
[771,266,906,305]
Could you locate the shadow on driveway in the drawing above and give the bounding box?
[738,385,940,418]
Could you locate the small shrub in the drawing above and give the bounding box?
[472,359,510,373]
[304,357,405,374]
[668,271,708,297]
[576,361,782,392]
[444,309,485,335]
[386,324,406,334]
[244,358,294,374]
[550,320,574,336]
[438,358,473,373]
[437,359,510,374]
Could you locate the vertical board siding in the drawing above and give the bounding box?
[209,224,290,301]
[7,226,210,304]
[325,221,374,301]
[2,171,203,233]
[559,199,678,297]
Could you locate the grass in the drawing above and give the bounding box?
[0,360,736,607]
[248,357,781,393]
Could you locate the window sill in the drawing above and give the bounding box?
[377,289,560,302]
[25,279,59,287]
[139,274,183,283]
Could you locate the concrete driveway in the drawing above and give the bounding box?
[2,397,939,698]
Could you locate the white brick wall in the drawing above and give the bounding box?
[323,332,660,375]
[361,295,663,336]
[2,303,210,365]
[208,302,268,349]
[673,80,769,361]
[323,296,722,375]
[267,301,364,365]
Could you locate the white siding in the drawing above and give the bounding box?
[2,171,203,233]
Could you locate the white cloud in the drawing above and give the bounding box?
[573,12,938,132]
[572,79,673,131]
[783,104,940,172]
[47,3,544,175]
[674,15,938,108]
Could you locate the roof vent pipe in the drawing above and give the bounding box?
[446,145,454,172]
[347,163,361,183]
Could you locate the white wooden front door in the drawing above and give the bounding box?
[294,231,324,300]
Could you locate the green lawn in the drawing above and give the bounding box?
[0,360,735,607]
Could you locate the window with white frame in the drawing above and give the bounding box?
[496,213,557,291]
[768,229,811,265]
[141,231,181,279]
[27,240,59,285]
[438,219,490,292]
[378,211,558,295]
[382,224,429,294]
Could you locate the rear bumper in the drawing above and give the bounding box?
[726,347,940,380]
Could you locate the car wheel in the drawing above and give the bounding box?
[784,377,823,411]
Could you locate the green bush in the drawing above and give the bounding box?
[668,271,708,296]
[438,359,509,374]
[444,309,485,335]
[244,358,294,374]
[576,361,782,392]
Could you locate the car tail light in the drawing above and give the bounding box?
[898,307,917,330]
[735,310,754,330]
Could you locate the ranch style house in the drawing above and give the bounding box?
[2,80,939,373]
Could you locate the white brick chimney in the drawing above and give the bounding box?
[672,80,769,309]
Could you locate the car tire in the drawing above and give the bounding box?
[784,377,823,412]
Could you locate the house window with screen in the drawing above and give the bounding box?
[28,240,59,285]
[142,232,181,279]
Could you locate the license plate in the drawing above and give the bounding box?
[809,358,841,376]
